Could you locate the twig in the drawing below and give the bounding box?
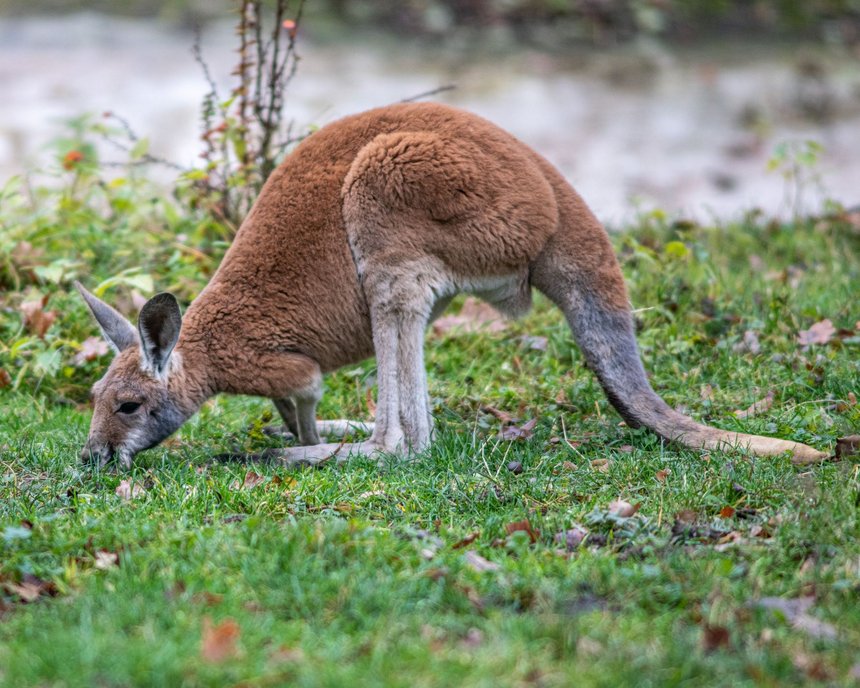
[399,84,457,103]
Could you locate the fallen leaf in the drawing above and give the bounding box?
[432,297,507,336]
[451,532,479,549]
[702,624,730,652]
[792,652,833,681]
[554,526,588,551]
[576,636,603,657]
[719,505,736,518]
[231,471,266,490]
[499,418,537,441]
[269,644,304,664]
[460,627,484,649]
[2,574,57,603]
[734,391,774,419]
[753,596,837,640]
[519,335,548,351]
[836,391,856,412]
[481,405,516,423]
[201,616,241,663]
[20,296,56,338]
[655,468,671,482]
[700,383,715,401]
[591,459,610,473]
[193,591,224,606]
[749,524,771,539]
[463,550,500,573]
[94,550,119,570]
[835,435,860,460]
[115,480,145,500]
[506,460,523,474]
[733,329,761,355]
[561,460,577,471]
[607,499,637,517]
[0,368,10,388]
[74,336,110,366]
[797,319,836,346]
[505,519,539,543]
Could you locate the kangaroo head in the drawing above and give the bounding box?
[76,283,188,468]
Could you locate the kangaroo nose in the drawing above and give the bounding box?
[80,443,114,466]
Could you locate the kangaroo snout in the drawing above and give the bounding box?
[80,440,115,467]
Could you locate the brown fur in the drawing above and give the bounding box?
[79,102,828,467]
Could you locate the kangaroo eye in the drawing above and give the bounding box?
[118,402,142,414]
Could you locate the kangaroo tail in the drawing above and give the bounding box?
[529,180,827,465]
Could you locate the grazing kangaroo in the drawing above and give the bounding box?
[77,102,827,468]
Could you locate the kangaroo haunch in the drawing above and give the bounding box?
[77,102,828,468]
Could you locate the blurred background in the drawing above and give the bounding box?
[2,0,860,223]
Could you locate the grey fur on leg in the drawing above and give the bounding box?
[273,398,300,437]
[394,310,432,451]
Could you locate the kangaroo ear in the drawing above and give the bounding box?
[138,292,182,375]
[75,281,138,353]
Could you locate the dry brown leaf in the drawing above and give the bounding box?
[94,550,119,570]
[608,500,637,517]
[655,468,671,482]
[797,319,836,346]
[431,297,507,336]
[0,368,11,388]
[734,390,775,419]
[460,627,484,649]
[499,418,537,441]
[702,624,730,652]
[115,479,145,500]
[201,616,241,663]
[591,458,610,473]
[3,574,56,603]
[733,329,761,355]
[73,336,110,366]
[505,519,539,543]
[20,296,56,339]
[561,460,577,471]
[576,636,603,657]
[269,645,305,664]
[463,550,500,573]
[520,335,548,351]
[719,505,736,518]
[193,591,224,607]
[481,405,516,424]
[554,526,588,551]
[700,383,715,401]
[792,652,832,681]
[749,524,771,539]
[451,532,480,550]
[231,471,266,490]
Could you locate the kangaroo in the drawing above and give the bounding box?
[76,102,827,469]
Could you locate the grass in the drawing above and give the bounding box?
[1,211,859,686]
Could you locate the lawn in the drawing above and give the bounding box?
[1,201,859,685]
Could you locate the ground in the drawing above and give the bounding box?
[1,214,858,686]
